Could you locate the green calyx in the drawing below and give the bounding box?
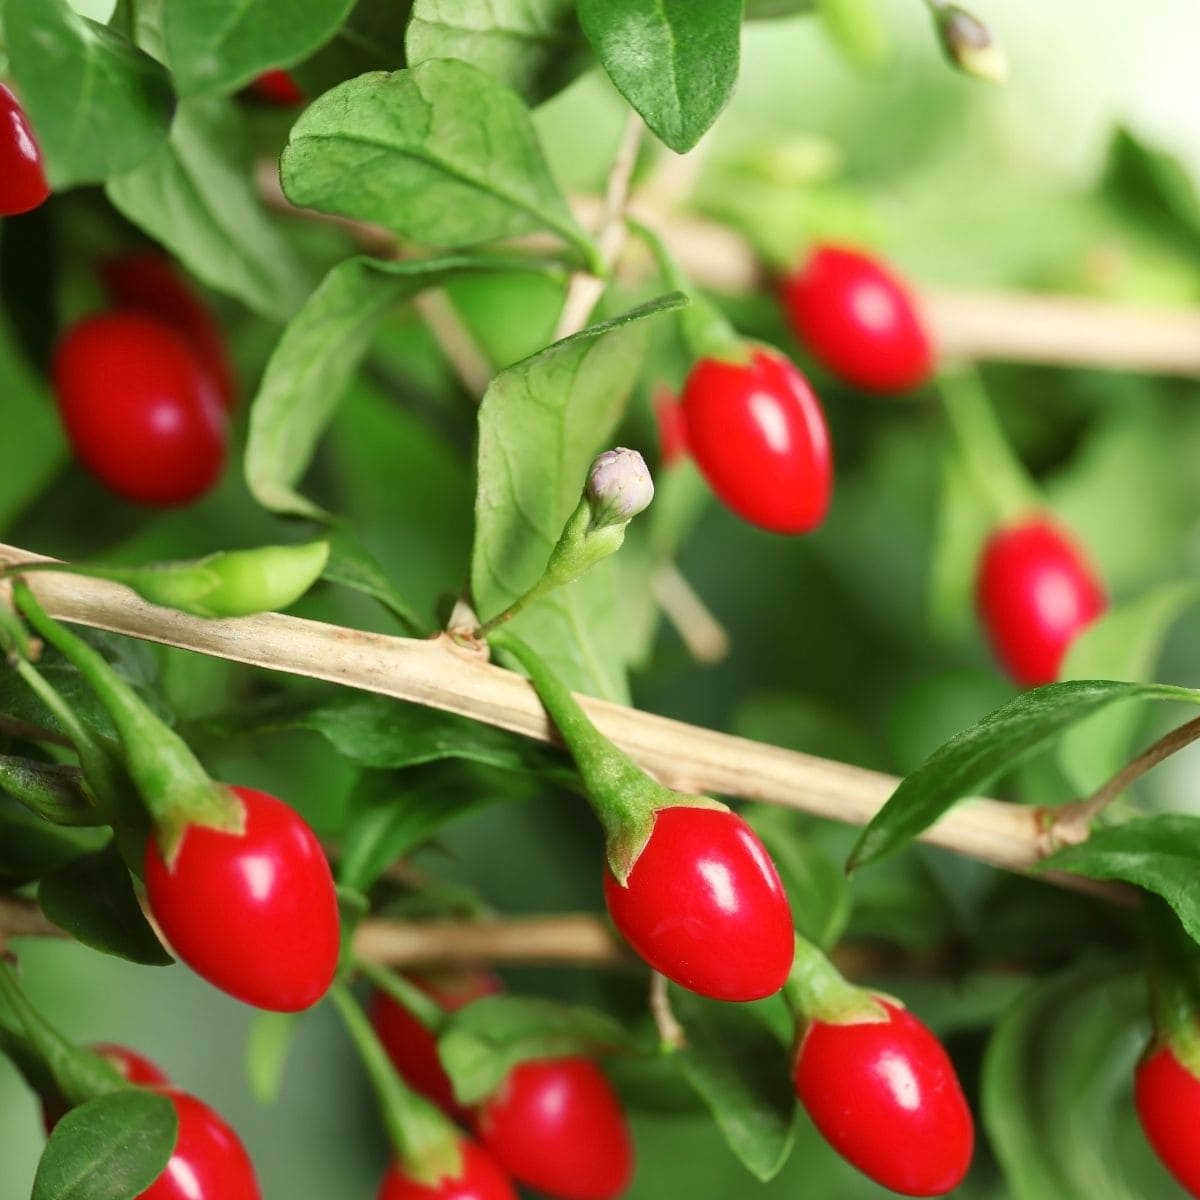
[0,963,130,1109]
[9,540,330,619]
[1144,901,1200,1079]
[784,934,891,1031]
[329,982,463,1186]
[11,580,243,863]
[487,631,725,883]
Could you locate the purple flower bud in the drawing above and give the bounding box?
[586,448,655,529]
[933,4,1008,84]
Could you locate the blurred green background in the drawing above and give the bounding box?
[6,0,1200,1196]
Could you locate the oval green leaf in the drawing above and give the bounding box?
[5,0,173,188]
[576,0,742,153]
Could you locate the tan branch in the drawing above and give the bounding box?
[0,543,1130,903]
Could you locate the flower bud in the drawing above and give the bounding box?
[586,448,654,530]
[932,4,1008,84]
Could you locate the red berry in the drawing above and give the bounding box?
[248,69,306,106]
[43,1043,169,1133]
[371,968,502,1122]
[52,313,227,507]
[0,83,50,216]
[378,1138,517,1200]
[780,244,934,393]
[100,253,237,411]
[144,786,340,1012]
[975,517,1106,687]
[793,999,973,1196]
[602,806,794,1002]
[1135,1043,1200,1197]
[138,1089,261,1200]
[475,1057,633,1200]
[680,348,832,534]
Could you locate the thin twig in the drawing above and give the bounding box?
[650,561,730,664]
[1048,714,1200,849]
[412,290,494,400]
[0,543,1128,899]
[649,971,687,1051]
[552,112,645,341]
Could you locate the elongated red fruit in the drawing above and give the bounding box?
[781,244,934,393]
[0,83,50,216]
[144,786,340,1011]
[793,999,973,1196]
[602,806,794,1001]
[1135,1043,1200,1198]
[975,517,1105,687]
[249,70,305,106]
[53,312,227,507]
[680,349,832,534]
[475,1057,634,1200]
[378,1139,517,1200]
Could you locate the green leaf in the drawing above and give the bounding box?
[674,990,796,1182]
[1042,815,1200,945]
[322,527,424,635]
[471,293,686,701]
[106,97,313,323]
[4,0,172,187]
[0,804,101,887]
[0,755,95,826]
[32,1090,177,1200]
[1105,128,1200,252]
[848,680,1200,872]
[244,254,539,518]
[983,961,1185,1199]
[245,1011,299,1105]
[747,807,851,950]
[163,0,356,96]
[38,842,172,965]
[406,0,586,104]
[439,995,635,1105]
[280,61,596,267]
[576,0,741,153]
[220,692,574,782]
[1058,582,1200,793]
[744,0,815,14]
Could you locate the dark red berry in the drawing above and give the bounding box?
[52,312,227,507]
[144,786,340,1012]
[653,385,688,468]
[793,999,974,1196]
[371,968,502,1122]
[602,806,793,1002]
[680,348,832,534]
[100,253,237,411]
[43,1043,169,1133]
[0,83,50,216]
[975,517,1105,687]
[248,69,305,106]
[138,1089,261,1200]
[378,1139,517,1200]
[475,1057,633,1200]
[1135,1043,1200,1198]
[781,244,934,393]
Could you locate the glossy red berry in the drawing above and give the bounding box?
[138,1089,261,1200]
[680,348,832,534]
[653,386,688,468]
[53,313,227,507]
[100,253,237,411]
[602,806,794,1001]
[781,244,934,393]
[975,517,1106,687]
[377,1139,518,1200]
[249,69,305,106]
[372,969,502,1122]
[475,1057,633,1200]
[0,83,50,216]
[144,786,340,1012]
[793,999,974,1196]
[1135,1043,1200,1198]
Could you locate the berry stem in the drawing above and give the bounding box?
[938,365,1040,524]
[783,934,889,1026]
[328,982,462,1185]
[357,959,447,1033]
